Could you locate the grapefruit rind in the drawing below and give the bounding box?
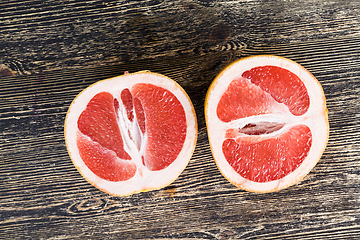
[65,71,197,196]
[205,55,329,193]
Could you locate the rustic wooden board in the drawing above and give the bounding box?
[1,0,360,239]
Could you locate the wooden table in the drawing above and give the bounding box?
[1,0,359,239]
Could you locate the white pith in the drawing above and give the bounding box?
[116,93,145,169]
[205,55,329,193]
[65,71,197,196]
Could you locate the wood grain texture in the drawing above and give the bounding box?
[1,0,360,239]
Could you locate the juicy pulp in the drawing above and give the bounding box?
[217,65,312,183]
[76,83,187,182]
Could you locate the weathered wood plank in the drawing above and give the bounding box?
[1,0,360,239]
[1,0,360,73]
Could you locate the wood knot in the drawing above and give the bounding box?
[66,198,131,216]
[0,64,16,78]
[0,60,30,77]
[67,198,106,215]
[210,22,231,42]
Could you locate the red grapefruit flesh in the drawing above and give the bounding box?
[131,83,187,171]
[77,92,131,161]
[223,125,312,183]
[205,55,329,192]
[76,132,136,182]
[65,71,197,196]
[242,65,310,116]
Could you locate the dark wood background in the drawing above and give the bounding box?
[1,0,359,239]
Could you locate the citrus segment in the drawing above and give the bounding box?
[133,97,146,134]
[77,133,136,182]
[120,88,134,122]
[132,83,187,171]
[65,71,197,196]
[77,92,131,160]
[217,76,288,122]
[242,66,310,116]
[223,125,312,183]
[205,55,329,192]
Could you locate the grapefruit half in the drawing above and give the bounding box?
[205,55,329,193]
[65,71,197,196]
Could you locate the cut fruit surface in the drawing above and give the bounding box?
[205,55,329,193]
[65,71,197,196]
